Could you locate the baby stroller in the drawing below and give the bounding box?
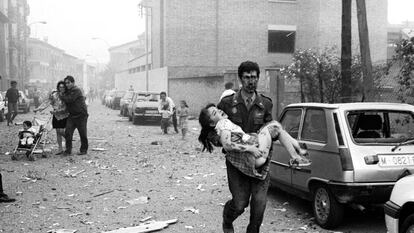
[12,115,52,161]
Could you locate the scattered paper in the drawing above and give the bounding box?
[183,207,199,214]
[126,196,149,205]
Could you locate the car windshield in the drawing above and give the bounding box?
[347,110,414,144]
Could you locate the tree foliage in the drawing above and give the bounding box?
[281,47,389,103]
[393,37,414,102]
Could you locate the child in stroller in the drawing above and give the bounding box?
[12,117,50,161]
[19,121,36,146]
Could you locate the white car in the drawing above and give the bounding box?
[384,174,414,233]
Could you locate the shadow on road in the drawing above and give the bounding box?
[267,186,387,233]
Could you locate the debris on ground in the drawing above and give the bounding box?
[47,229,78,233]
[183,207,199,214]
[103,219,178,233]
[126,196,149,205]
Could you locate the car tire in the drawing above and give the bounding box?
[401,213,414,233]
[133,116,140,125]
[312,184,344,229]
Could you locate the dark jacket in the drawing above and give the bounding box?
[5,88,19,103]
[60,86,88,118]
[217,91,273,133]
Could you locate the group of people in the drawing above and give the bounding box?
[197,61,311,233]
[158,92,190,140]
[1,75,89,202]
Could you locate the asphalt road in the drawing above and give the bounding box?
[0,101,387,233]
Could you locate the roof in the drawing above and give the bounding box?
[286,102,414,111]
[108,40,141,52]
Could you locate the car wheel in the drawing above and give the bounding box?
[402,213,414,233]
[312,184,344,229]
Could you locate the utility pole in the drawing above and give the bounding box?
[341,0,352,103]
[356,0,373,101]
[139,4,151,92]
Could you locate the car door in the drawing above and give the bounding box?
[270,107,303,186]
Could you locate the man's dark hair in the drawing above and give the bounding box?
[23,120,32,128]
[64,75,75,83]
[224,82,234,90]
[11,80,17,85]
[160,91,167,96]
[238,61,260,79]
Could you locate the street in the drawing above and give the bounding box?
[0,101,387,233]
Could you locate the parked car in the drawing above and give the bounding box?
[18,91,31,113]
[119,91,136,116]
[384,174,414,233]
[128,92,161,125]
[109,90,126,110]
[270,102,414,229]
[0,92,7,122]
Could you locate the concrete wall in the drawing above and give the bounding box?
[168,75,223,116]
[114,67,168,92]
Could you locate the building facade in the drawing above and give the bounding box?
[120,0,388,115]
[27,38,92,92]
[0,0,29,91]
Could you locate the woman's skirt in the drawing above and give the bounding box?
[52,115,67,129]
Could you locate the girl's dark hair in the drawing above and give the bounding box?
[198,103,221,153]
[180,100,189,108]
[56,80,67,91]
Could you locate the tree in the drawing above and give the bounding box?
[281,47,389,103]
[393,37,414,103]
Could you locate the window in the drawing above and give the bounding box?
[280,108,302,138]
[268,25,296,53]
[302,109,327,142]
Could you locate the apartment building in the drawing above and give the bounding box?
[0,0,8,91]
[27,38,90,91]
[120,0,388,114]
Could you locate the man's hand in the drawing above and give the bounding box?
[248,146,262,158]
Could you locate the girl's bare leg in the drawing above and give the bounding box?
[56,129,64,152]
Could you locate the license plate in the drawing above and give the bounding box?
[378,155,414,167]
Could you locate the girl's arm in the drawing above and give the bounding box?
[219,130,262,158]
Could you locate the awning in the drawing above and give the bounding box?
[0,12,9,23]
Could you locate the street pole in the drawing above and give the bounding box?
[356,0,373,102]
[341,0,352,103]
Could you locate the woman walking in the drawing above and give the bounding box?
[34,81,69,155]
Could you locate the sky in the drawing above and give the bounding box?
[27,0,414,64]
[28,0,145,64]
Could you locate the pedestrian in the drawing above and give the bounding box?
[34,81,69,155]
[33,88,40,108]
[5,80,19,126]
[216,61,273,233]
[59,76,89,156]
[158,91,176,134]
[128,85,134,91]
[219,81,236,101]
[0,173,16,203]
[198,103,310,168]
[177,100,189,140]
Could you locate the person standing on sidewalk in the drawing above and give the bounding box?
[5,80,19,126]
[60,76,88,156]
[0,173,16,203]
[217,61,273,233]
